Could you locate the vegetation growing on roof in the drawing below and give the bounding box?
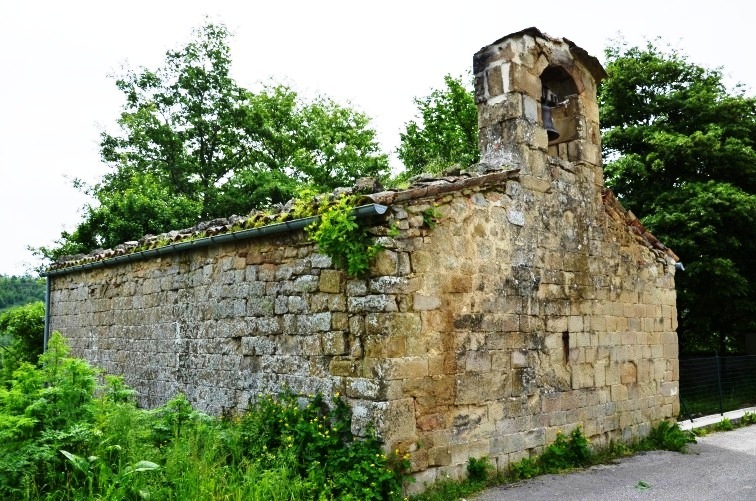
[305,194,383,277]
[47,188,386,279]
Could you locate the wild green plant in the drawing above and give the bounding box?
[507,427,593,481]
[422,206,442,229]
[642,420,696,452]
[237,391,410,500]
[467,456,494,482]
[539,428,589,472]
[0,301,45,377]
[0,332,100,497]
[289,186,322,219]
[508,456,541,480]
[410,456,505,501]
[410,475,486,501]
[0,335,413,500]
[306,194,382,277]
[713,417,734,432]
[741,411,756,426]
[591,439,634,462]
[60,449,160,499]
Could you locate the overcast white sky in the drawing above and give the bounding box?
[0,0,750,276]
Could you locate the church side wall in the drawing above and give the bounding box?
[48,170,679,489]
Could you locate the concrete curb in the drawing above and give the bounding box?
[678,405,756,431]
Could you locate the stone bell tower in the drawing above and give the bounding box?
[473,27,607,187]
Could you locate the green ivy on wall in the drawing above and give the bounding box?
[305,194,382,277]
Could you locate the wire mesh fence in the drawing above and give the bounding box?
[679,355,756,421]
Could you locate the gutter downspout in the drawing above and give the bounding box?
[43,275,50,352]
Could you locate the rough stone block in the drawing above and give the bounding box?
[248,297,274,317]
[428,446,451,466]
[380,357,429,380]
[348,295,398,313]
[413,294,442,311]
[660,382,678,397]
[478,92,522,128]
[365,312,422,337]
[322,331,347,355]
[310,253,332,268]
[510,350,528,368]
[319,269,343,293]
[450,439,490,466]
[371,250,398,276]
[508,62,542,98]
[329,359,361,377]
[486,63,507,98]
[456,372,507,405]
[466,351,493,372]
[370,276,415,294]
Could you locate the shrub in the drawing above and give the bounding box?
[0,301,45,377]
[0,335,411,500]
[238,391,409,500]
[741,411,756,426]
[507,427,593,481]
[713,417,734,432]
[539,427,592,472]
[0,332,100,496]
[643,420,696,452]
[306,194,382,277]
[508,456,540,480]
[467,456,493,482]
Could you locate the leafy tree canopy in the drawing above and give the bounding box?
[41,23,388,260]
[0,275,44,312]
[397,74,478,179]
[0,301,45,377]
[600,41,756,354]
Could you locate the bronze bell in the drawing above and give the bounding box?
[541,104,560,142]
[541,85,560,142]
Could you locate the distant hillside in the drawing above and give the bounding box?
[0,275,45,311]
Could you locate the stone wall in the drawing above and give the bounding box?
[46,28,680,490]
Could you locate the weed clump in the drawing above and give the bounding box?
[305,194,382,277]
[467,455,494,482]
[508,427,593,481]
[641,420,697,452]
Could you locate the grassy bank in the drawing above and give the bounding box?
[0,333,409,500]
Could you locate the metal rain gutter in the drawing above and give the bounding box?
[43,275,51,352]
[40,204,389,278]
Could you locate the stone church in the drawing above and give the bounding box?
[45,28,680,485]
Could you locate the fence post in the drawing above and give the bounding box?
[716,352,724,416]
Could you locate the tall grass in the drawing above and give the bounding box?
[0,333,410,500]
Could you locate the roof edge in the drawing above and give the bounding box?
[42,204,388,277]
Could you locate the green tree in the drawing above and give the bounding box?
[0,301,45,376]
[218,84,388,216]
[600,41,756,354]
[0,275,45,312]
[398,74,478,177]
[42,23,387,259]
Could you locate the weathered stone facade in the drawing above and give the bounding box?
[46,28,680,489]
